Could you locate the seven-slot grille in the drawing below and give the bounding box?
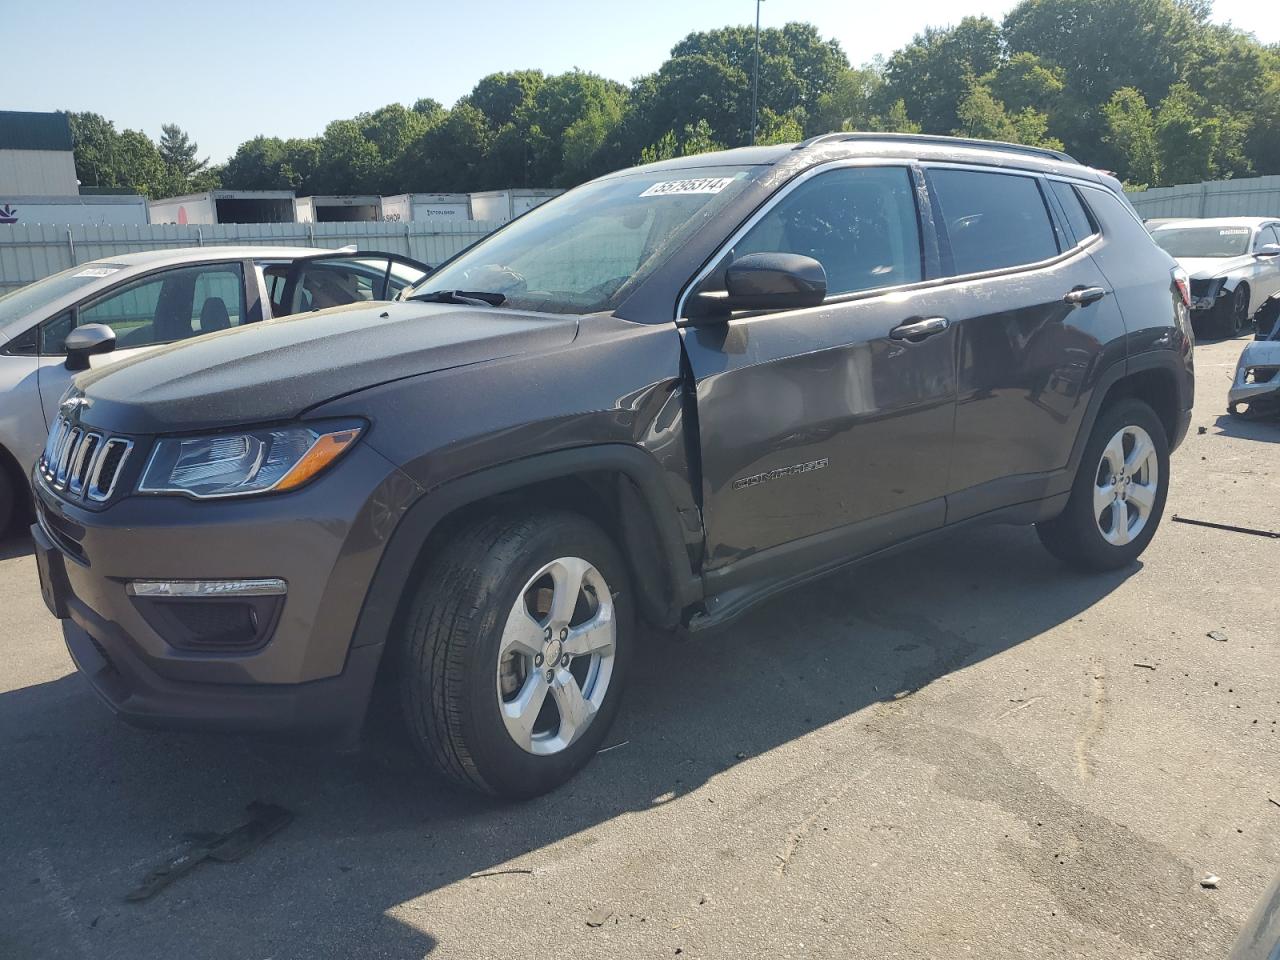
[38,416,133,503]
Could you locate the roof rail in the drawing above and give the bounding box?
[794,131,1078,165]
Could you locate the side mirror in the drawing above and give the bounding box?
[722,253,827,312]
[1255,243,1280,259]
[64,323,116,371]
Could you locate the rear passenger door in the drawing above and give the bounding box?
[924,166,1127,522]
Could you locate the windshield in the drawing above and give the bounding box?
[1153,226,1253,258]
[406,166,759,314]
[0,262,125,328]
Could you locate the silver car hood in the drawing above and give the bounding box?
[1177,255,1255,281]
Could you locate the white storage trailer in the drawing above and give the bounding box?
[469,189,563,222]
[149,190,296,225]
[0,194,149,225]
[380,193,473,221]
[295,195,383,222]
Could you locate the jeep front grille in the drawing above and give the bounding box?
[39,416,133,503]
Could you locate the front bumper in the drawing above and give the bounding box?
[1229,372,1280,415]
[31,441,415,738]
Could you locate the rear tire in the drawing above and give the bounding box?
[1036,399,1170,571]
[398,510,633,799]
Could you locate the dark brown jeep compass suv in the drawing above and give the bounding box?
[31,133,1194,798]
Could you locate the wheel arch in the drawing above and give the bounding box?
[0,441,29,534]
[1089,357,1183,456]
[349,445,703,660]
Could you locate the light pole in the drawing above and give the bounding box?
[751,0,764,145]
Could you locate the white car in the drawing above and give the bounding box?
[0,246,430,533]
[1150,217,1280,338]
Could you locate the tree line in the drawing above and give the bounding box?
[65,0,1280,200]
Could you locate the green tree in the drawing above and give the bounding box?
[807,66,882,134]
[399,103,492,192]
[158,123,208,179]
[1002,0,1206,106]
[881,17,1003,134]
[359,104,430,186]
[64,112,173,197]
[671,22,847,117]
[757,108,805,145]
[312,119,383,194]
[1154,83,1219,184]
[953,81,1062,149]
[868,99,922,134]
[1101,87,1160,186]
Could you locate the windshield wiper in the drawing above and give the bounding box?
[407,289,507,307]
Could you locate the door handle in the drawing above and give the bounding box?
[889,317,950,341]
[1064,286,1107,306]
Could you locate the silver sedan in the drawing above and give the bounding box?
[0,246,430,533]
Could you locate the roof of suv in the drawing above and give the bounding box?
[609,131,1099,182]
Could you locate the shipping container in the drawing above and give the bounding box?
[380,193,473,221]
[295,195,383,223]
[0,194,149,226]
[468,189,563,222]
[149,190,297,225]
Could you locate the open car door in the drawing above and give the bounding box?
[272,251,432,318]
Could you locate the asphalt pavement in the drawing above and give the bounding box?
[1,334,1277,960]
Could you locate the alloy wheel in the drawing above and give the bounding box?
[1231,287,1249,335]
[1093,424,1159,547]
[495,556,616,755]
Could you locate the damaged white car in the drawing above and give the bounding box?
[1151,217,1280,338]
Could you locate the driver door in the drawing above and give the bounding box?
[680,164,958,594]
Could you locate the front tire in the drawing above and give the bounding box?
[1217,285,1249,338]
[1036,399,1170,571]
[398,510,633,799]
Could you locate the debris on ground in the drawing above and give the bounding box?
[468,868,535,879]
[1268,798,1280,810]
[1200,873,1220,889]
[126,801,293,902]
[1207,630,1229,643]
[586,905,614,927]
[597,740,630,754]
[1172,515,1280,539]
[1133,663,1157,670]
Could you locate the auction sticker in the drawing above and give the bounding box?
[73,266,122,278]
[640,177,736,197]
[1219,228,1249,235]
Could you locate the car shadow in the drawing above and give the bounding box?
[0,523,1137,959]
[1212,412,1280,443]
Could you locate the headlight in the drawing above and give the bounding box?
[138,422,362,498]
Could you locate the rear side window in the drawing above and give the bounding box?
[732,165,923,297]
[1048,180,1098,245]
[928,169,1059,275]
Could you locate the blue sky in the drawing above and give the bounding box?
[5,0,1276,162]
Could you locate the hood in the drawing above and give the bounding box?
[75,301,579,434]
[1177,255,1255,281]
